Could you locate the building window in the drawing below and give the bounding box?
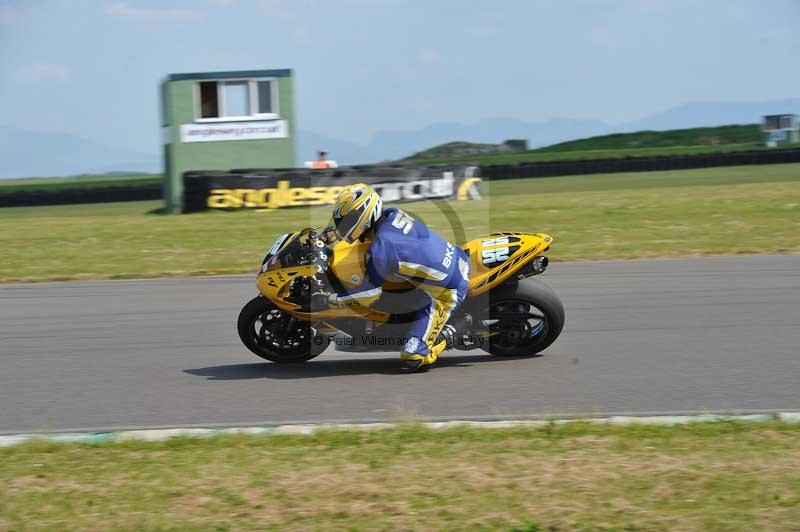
[763,116,781,131]
[223,81,250,117]
[199,81,219,118]
[257,81,273,114]
[196,79,278,121]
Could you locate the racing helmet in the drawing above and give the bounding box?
[331,183,383,243]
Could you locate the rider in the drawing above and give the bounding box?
[327,183,471,371]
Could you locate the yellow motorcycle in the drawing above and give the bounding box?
[238,228,564,363]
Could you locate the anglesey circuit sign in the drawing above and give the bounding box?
[204,176,482,210]
[180,120,288,143]
[181,167,482,213]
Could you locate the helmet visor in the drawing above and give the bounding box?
[332,203,366,242]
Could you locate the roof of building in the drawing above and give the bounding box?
[166,69,292,82]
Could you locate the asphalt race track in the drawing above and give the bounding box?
[1,255,799,434]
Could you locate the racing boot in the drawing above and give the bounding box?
[400,313,473,371]
[400,338,446,372]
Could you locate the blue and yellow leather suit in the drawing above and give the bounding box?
[329,208,470,368]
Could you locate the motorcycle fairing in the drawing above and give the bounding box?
[461,232,553,296]
[329,239,369,289]
[257,231,391,322]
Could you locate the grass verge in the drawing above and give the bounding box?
[1,164,798,283]
[2,421,800,531]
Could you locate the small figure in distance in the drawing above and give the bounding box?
[305,150,339,169]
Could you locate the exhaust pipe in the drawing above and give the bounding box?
[532,256,548,274]
[518,255,548,279]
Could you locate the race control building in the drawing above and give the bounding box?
[160,69,296,213]
[761,114,800,148]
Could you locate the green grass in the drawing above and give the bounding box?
[412,124,769,165]
[2,421,800,530]
[414,142,771,166]
[0,174,161,193]
[1,163,799,283]
[541,124,762,151]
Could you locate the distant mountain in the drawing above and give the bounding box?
[619,98,800,133]
[404,141,519,161]
[296,129,364,167]
[299,118,611,164]
[359,118,611,163]
[0,126,158,178]
[3,97,797,178]
[305,97,799,164]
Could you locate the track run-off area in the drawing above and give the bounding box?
[1,254,798,434]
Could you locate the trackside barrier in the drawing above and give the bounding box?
[481,147,800,180]
[0,184,162,208]
[2,147,799,208]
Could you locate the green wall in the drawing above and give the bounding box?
[161,71,296,213]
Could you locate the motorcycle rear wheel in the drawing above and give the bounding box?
[237,296,326,363]
[481,279,565,357]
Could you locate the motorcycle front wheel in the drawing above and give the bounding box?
[480,279,565,357]
[237,296,326,363]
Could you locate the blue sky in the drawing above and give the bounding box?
[0,0,798,154]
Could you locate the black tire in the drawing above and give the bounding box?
[237,296,326,363]
[481,279,565,357]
